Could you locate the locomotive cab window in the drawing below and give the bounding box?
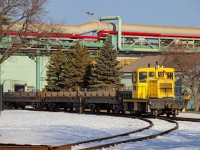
[158,72,163,77]
[139,72,147,83]
[167,72,173,80]
[148,72,154,78]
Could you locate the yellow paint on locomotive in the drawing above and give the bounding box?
[132,67,175,99]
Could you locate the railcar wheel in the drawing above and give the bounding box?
[96,105,100,113]
[69,106,73,112]
[121,110,125,115]
[54,105,60,112]
[48,103,54,111]
[96,108,100,113]
[166,113,171,117]
[64,106,68,111]
[20,105,25,110]
[113,105,121,114]
[107,108,111,113]
[75,106,80,113]
[89,104,96,113]
[9,103,14,109]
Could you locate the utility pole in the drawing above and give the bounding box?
[86,11,94,36]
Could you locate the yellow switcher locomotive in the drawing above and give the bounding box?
[122,66,183,117]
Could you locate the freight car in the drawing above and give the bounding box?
[2,66,186,117]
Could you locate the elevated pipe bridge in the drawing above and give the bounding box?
[1,16,200,55]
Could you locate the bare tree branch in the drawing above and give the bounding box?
[161,44,200,111]
[0,0,65,63]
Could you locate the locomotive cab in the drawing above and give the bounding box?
[132,67,175,99]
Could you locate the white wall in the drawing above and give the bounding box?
[1,56,49,90]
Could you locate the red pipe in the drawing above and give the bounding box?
[6,30,200,39]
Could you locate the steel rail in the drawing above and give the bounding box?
[53,116,153,150]
[0,143,53,150]
[77,117,178,150]
[165,116,200,122]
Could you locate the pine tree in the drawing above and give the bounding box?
[84,62,96,89]
[46,49,66,91]
[62,41,90,90]
[87,36,121,90]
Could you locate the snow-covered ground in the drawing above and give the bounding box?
[0,110,200,150]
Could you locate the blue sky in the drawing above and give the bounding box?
[46,0,200,28]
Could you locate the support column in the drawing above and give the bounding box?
[36,50,40,91]
[0,63,1,85]
[0,84,2,114]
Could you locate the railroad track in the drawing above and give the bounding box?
[166,116,200,122]
[1,114,200,150]
[53,117,153,150]
[54,117,178,150]
[0,143,53,150]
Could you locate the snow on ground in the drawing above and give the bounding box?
[0,110,200,150]
[0,110,148,146]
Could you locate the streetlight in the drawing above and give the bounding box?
[86,11,94,22]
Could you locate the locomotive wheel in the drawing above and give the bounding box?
[172,110,178,117]
[152,110,158,118]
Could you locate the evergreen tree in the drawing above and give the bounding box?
[62,42,90,90]
[84,61,95,89]
[46,49,66,91]
[87,36,121,90]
